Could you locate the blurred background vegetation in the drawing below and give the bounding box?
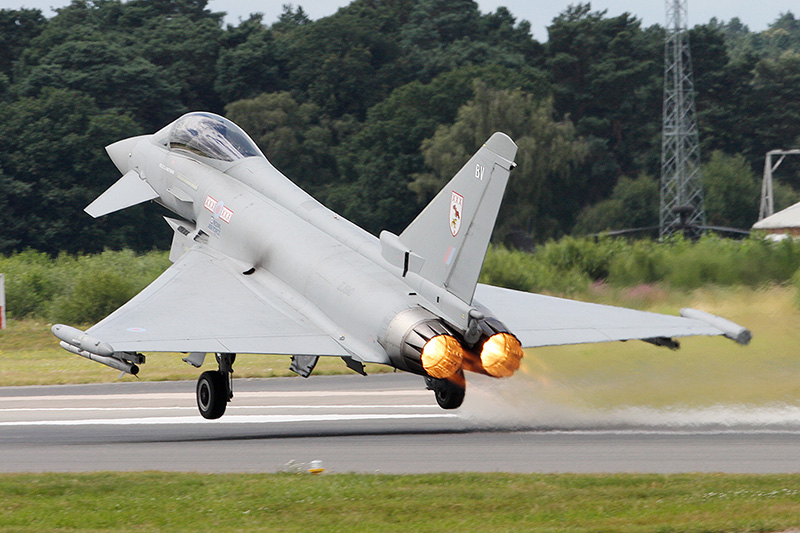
[2,0,800,255]
[3,238,800,324]
[4,0,800,325]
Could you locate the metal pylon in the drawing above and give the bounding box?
[759,150,800,220]
[660,0,705,239]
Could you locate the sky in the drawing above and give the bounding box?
[3,0,798,41]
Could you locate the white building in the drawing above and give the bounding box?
[752,201,800,238]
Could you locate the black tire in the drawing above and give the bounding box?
[197,371,228,419]
[428,375,465,410]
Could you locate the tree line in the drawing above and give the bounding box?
[1,0,799,254]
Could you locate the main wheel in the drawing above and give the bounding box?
[197,371,228,419]
[426,373,466,410]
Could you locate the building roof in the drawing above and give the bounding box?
[752,201,800,230]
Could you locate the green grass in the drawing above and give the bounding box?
[0,318,391,386]
[1,472,799,531]
[2,286,800,530]
[520,284,800,408]
[2,285,799,405]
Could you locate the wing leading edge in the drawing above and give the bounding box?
[86,247,349,356]
[473,283,751,348]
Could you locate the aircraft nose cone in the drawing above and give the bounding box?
[105,136,141,174]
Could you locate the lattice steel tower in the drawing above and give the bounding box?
[660,0,705,238]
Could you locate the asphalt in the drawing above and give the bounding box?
[1,374,798,474]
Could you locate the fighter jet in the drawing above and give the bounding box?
[52,112,751,419]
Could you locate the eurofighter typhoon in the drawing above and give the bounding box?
[52,112,751,419]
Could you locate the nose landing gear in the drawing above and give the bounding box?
[196,353,235,419]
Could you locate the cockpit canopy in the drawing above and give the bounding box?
[167,112,263,162]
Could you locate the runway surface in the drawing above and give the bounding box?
[1,373,798,474]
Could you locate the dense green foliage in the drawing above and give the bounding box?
[5,236,800,323]
[480,234,800,294]
[0,249,169,323]
[1,1,799,254]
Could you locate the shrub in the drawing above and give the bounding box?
[0,250,64,318]
[0,249,169,323]
[48,268,138,324]
[487,235,800,294]
[536,235,626,281]
[608,238,668,286]
[46,250,170,324]
[608,234,800,289]
[480,245,590,294]
[3,236,800,323]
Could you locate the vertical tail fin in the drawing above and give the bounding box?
[386,132,517,304]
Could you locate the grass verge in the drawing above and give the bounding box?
[0,319,391,386]
[1,285,798,403]
[514,284,800,408]
[1,472,800,531]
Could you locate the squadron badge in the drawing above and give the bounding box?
[450,191,463,237]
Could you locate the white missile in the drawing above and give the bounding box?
[58,341,139,375]
[51,324,115,357]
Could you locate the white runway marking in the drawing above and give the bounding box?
[0,413,458,427]
[2,377,798,473]
[0,390,429,403]
[0,404,438,413]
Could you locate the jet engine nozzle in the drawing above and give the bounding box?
[480,332,523,377]
[459,317,524,378]
[421,334,465,379]
[381,307,465,378]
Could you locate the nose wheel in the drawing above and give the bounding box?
[196,353,235,419]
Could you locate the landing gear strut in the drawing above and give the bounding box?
[425,370,465,410]
[196,353,235,419]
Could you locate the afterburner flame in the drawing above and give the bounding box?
[480,332,524,377]
[421,335,465,379]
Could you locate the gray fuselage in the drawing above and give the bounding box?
[128,134,441,365]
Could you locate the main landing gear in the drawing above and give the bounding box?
[196,353,235,419]
[425,370,465,410]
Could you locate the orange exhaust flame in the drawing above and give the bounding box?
[480,332,524,378]
[421,335,465,379]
